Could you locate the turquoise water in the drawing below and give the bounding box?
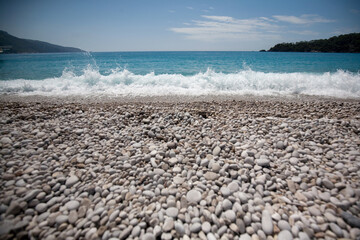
[0,51,359,97]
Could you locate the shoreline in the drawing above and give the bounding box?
[1,93,360,104]
[0,94,359,239]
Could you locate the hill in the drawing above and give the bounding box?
[267,33,360,53]
[0,30,84,53]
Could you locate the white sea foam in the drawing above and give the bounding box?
[1,67,359,98]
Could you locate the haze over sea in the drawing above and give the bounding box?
[0,51,359,98]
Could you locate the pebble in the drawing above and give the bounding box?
[224,210,236,222]
[166,207,178,218]
[341,211,360,228]
[278,230,293,240]
[262,210,273,235]
[278,220,291,231]
[322,178,334,189]
[65,200,80,211]
[204,172,219,180]
[55,215,68,225]
[202,221,211,233]
[174,221,185,235]
[186,189,202,203]
[119,226,132,240]
[329,223,343,237]
[142,233,156,240]
[35,203,47,213]
[256,158,270,167]
[173,176,185,184]
[1,99,359,240]
[190,222,202,233]
[65,175,79,188]
[213,146,221,156]
[163,218,174,232]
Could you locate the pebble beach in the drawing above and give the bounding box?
[0,95,360,240]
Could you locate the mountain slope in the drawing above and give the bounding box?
[0,30,84,53]
[267,33,360,53]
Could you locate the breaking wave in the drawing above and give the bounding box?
[1,67,359,98]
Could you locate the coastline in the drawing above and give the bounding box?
[1,94,360,239]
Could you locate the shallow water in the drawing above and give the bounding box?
[0,51,359,98]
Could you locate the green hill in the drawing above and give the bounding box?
[0,30,84,53]
[267,33,360,53]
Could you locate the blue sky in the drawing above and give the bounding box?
[1,0,359,51]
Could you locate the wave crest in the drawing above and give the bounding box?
[1,67,359,98]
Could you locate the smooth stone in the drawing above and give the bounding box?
[23,189,41,202]
[212,163,221,172]
[256,158,270,167]
[68,210,78,224]
[186,190,202,203]
[65,200,80,211]
[278,230,293,240]
[341,211,360,228]
[262,210,273,235]
[143,190,155,198]
[278,220,291,231]
[220,187,231,197]
[239,233,252,240]
[173,176,185,184]
[204,172,219,181]
[15,179,26,187]
[222,199,232,211]
[35,203,47,213]
[65,175,79,188]
[109,210,119,221]
[131,226,141,237]
[230,223,239,233]
[224,210,236,222]
[213,146,221,156]
[322,179,334,189]
[166,207,178,218]
[298,232,310,240]
[0,137,12,145]
[308,206,321,216]
[56,215,68,224]
[6,201,21,216]
[218,225,227,236]
[119,226,132,240]
[318,192,331,202]
[202,221,211,233]
[287,180,296,193]
[238,192,248,203]
[228,181,239,193]
[163,218,174,232]
[174,221,185,236]
[190,222,202,233]
[142,233,156,240]
[153,168,165,175]
[276,141,285,149]
[207,233,217,240]
[329,223,343,237]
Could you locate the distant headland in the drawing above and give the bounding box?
[0,30,84,54]
[263,33,360,53]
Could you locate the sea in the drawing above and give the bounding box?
[0,51,359,98]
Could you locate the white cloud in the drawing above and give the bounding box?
[187,6,194,10]
[170,15,281,41]
[289,30,319,35]
[170,14,334,41]
[273,14,334,24]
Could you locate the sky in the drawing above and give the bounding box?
[0,0,360,51]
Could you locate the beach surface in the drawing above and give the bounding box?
[0,95,360,239]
